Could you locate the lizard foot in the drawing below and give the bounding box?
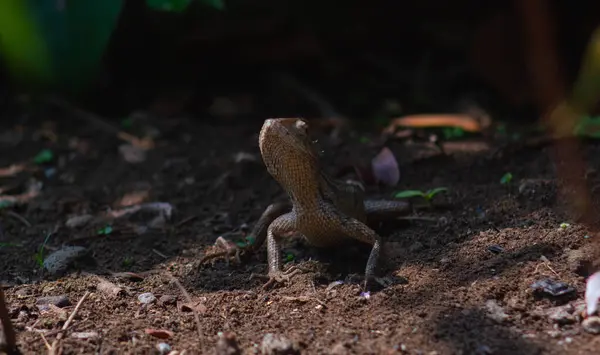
[250,266,305,289]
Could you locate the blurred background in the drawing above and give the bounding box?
[1,0,599,125]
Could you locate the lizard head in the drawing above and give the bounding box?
[259,118,320,187]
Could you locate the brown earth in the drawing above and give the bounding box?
[1,112,600,355]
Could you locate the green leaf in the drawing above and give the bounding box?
[199,0,225,10]
[97,225,113,235]
[0,200,14,209]
[146,0,224,12]
[33,149,54,164]
[0,242,18,248]
[146,0,192,12]
[426,187,448,199]
[0,0,124,92]
[121,117,133,128]
[284,253,295,262]
[500,172,513,184]
[394,190,426,199]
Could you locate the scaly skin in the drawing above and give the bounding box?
[201,118,411,290]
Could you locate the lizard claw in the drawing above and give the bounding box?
[250,266,304,289]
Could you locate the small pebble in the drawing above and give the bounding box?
[36,295,71,309]
[138,292,157,304]
[43,246,88,275]
[215,331,241,355]
[71,332,99,340]
[159,295,177,305]
[261,333,300,355]
[157,343,171,354]
[65,214,94,228]
[582,316,600,334]
[485,299,509,323]
[547,306,576,325]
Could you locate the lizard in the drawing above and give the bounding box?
[200,118,412,290]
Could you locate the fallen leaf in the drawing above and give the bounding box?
[371,147,400,186]
[177,301,207,314]
[144,328,174,339]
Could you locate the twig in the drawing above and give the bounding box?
[39,333,51,351]
[175,215,198,227]
[0,286,18,355]
[5,211,31,227]
[166,272,202,339]
[152,249,168,259]
[49,291,89,355]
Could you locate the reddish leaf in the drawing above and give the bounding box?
[145,328,174,339]
[371,147,400,186]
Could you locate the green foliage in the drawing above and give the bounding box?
[500,172,513,184]
[34,232,53,268]
[97,225,113,235]
[394,187,448,202]
[0,201,14,209]
[235,234,255,248]
[442,127,465,140]
[0,0,227,92]
[574,116,600,138]
[0,242,18,248]
[122,256,134,267]
[0,0,123,92]
[33,149,54,164]
[146,0,225,12]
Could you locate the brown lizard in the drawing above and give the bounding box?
[201,118,411,290]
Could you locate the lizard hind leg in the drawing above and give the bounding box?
[332,215,385,291]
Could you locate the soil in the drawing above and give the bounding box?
[1,112,600,355]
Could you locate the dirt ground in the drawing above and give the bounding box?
[1,111,600,355]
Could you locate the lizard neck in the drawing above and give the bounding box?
[274,161,324,210]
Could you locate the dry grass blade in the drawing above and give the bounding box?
[166,272,203,339]
[49,291,90,355]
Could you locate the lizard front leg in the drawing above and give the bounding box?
[199,202,291,266]
[250,212,304,289]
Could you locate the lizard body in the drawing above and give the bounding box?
[201,118,411,289]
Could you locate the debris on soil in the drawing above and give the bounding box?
[215,331,241,355]
[260,333,301,355]
[138,292,157,304]
[485,299,509,323]
[36,295,71,310]
[144,328,174,339]
[65,214,94,229]
[531,278,577,298]
[96,278,125,297]
[585,271,600,315]
[487,244,504,254]
[582,316,600,334]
